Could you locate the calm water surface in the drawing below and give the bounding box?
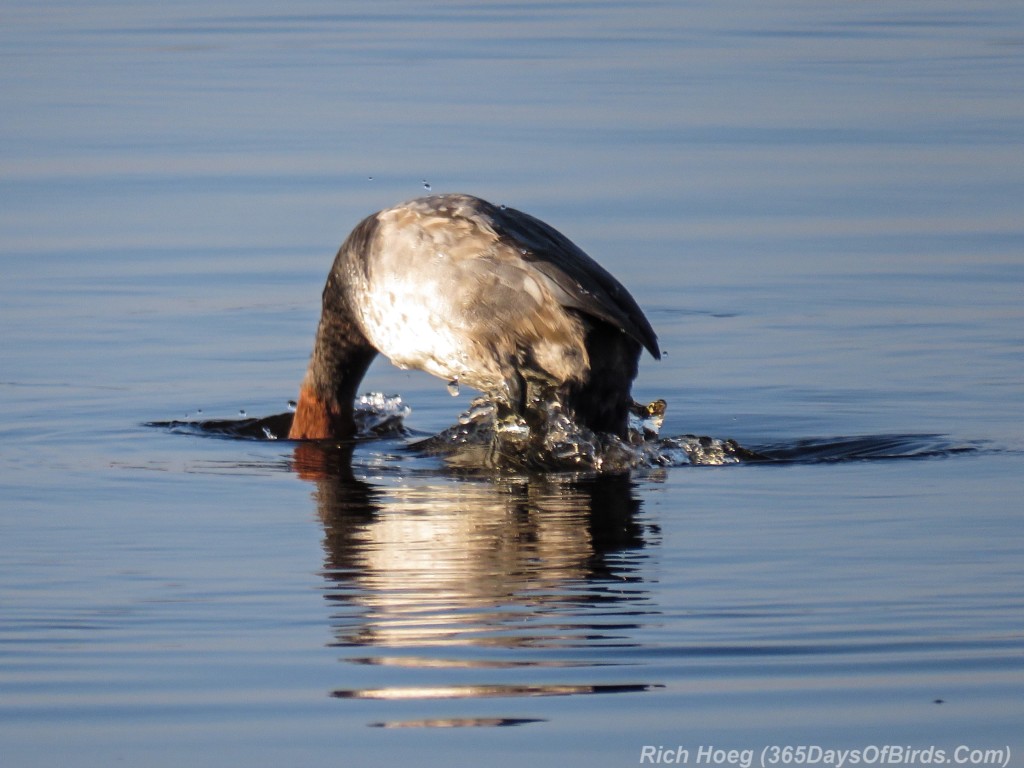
[2,1,1022,766]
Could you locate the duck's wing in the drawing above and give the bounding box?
[486,201,661,360]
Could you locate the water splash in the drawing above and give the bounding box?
[149,393,411,441]
[354,393,412,436]
[415,395,758,471]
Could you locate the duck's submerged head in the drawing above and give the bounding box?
[288,193,660,444]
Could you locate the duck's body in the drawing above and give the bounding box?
[288,194,659,441]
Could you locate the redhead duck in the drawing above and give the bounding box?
[288,194,659,441]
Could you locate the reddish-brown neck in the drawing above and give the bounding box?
[288,381,353,440]
[287,282,378,441]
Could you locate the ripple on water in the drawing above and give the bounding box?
[147,391,984,472]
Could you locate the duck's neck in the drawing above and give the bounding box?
[288,299,377,440]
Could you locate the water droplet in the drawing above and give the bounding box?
[367,176,374,181]
[287,400,297,411]
[239,409,247,417]
[422,179,431,191]
[499,204,507,210]
[447,379,460,397]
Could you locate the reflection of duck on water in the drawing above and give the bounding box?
[288,194,660,441]
[305,441,653,649]
[298,441,661,717]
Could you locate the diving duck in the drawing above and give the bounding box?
[288,193,659,440]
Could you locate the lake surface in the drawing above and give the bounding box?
[2,1,1022,766]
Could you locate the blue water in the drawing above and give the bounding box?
[2,1,1023,766]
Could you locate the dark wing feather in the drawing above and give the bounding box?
[485,201,661,360]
